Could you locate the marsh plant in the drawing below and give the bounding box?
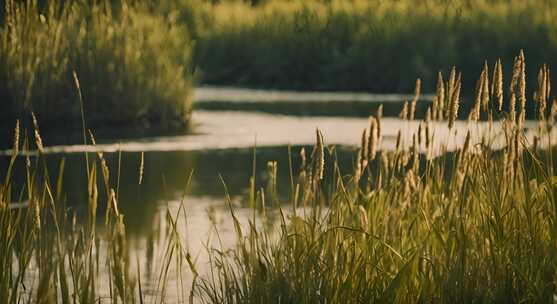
[0,0,194,129]
[194,0,556,93]
[1,53,557,303]
[194,53,557,303]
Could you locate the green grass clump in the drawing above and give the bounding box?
[0,0,194,130]
[194,55,557,303]
[194,0,557,93]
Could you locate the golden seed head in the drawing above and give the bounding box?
[410,78,421,120]
[31,112,43,153]
[139,151,145,185]
[13,119,19,155]
[400,101,409,120]
[493,59,504,111]
[368,117,378,161]
[518,51,527,127]
[436,71,445,120]
[469,71,484,122]
[448,73,461,129]
[314,129,325,181]
[481,62,490,112]
[375,104,383,140]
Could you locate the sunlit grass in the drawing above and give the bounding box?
[193,0,557,93]
[1,52,557,303]
[0,0,194,130]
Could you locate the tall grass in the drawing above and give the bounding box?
[193,0,557,93]
[194,54,557,303]
[1,53,557,303]
[0,0,194,130]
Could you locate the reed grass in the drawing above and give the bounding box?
[193,0,557,95]
[0,0,194,131]
[193,53,557,303]
[1,53,557,303]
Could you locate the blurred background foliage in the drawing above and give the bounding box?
[1,0,556,129]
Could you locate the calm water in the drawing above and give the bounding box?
[1,87,552,302]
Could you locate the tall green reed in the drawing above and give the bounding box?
[0,0,194,130]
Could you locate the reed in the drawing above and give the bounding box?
[194,54,557,303]
[193,0,557,94]
[1,52,557,304]
[0,0,194,131]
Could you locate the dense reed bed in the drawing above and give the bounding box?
[193,0,557,93]
[195,53,557,302]
[0,0,194,130]
[1,53,557,303]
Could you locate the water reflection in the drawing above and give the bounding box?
[0,146,356,236]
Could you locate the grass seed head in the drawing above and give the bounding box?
[31,112,44,153]
[13,119,20,155]
[368,117,378,161]
[410,78,421,120]
[493,59,504,111]
[400,101,409,120]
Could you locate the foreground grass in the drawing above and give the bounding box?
[1,53,557,303]
[194,53,557,302]
[0,0,194,131]
[193,0,557,93]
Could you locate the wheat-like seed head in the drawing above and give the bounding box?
[448,73,461,129]
[482,61,490,112]
[375,105,383,141]
[400,101,409,120]
[436,71,445,120]
[493,59,504,111]
[518,50,527,128]
[13,119,20,155]
[139,151,145,185]
[368,117,378,161]
[31,112,44,153]
[469,70,484,122]
[410,78,421,120]
[314,129,325,181]
[509,55,521,123]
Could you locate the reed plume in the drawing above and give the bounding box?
[509,55,521,123]
[436,71,445,121]
[368,117,378,161]
[139,152,145,185]
[446,67,457,119]
[518,50,527,127]
[410,79,421,120]
[400,101,409,120]
[31,112,44,153]
[13,119,20,155]
[313,129,325,181]
[536,64,550,121]
[375,105,383,141]
[493,59,504,111]
[448,72,461,129]
[359,129,368,172]
[469,70,484,122]
[481,61,490,112]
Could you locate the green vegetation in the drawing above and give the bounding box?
[193,0,557,93]
[1,54,557,302]
[194,54,557,303]
[0,0,194,130]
